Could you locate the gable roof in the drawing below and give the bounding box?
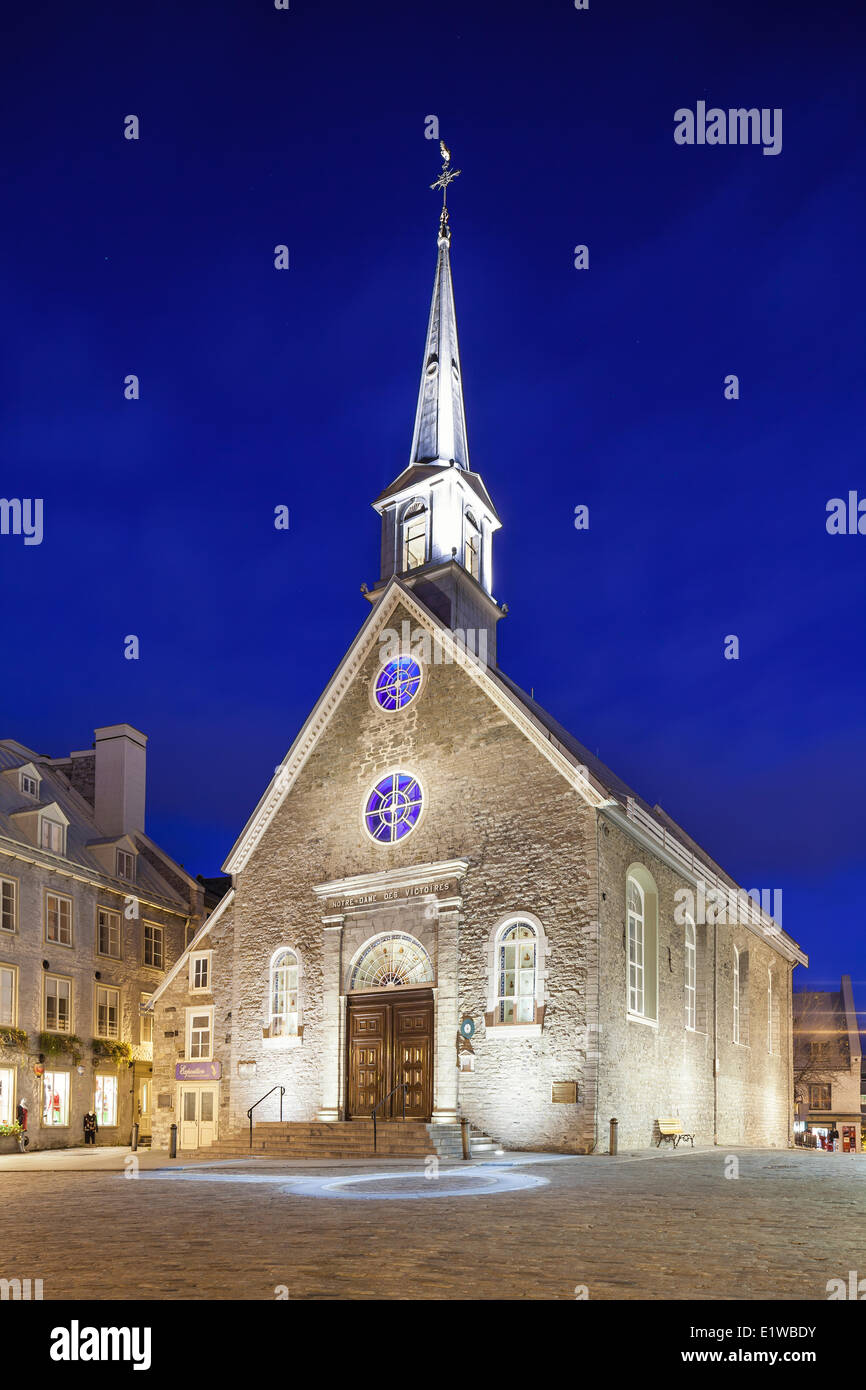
[221,578,806,966]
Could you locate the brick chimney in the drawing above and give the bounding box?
[93,725,147,836]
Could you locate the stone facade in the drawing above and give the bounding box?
[149,594,803,1155]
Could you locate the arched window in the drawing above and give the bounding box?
[767,968,773,1054]
[684,916,696,1030]
[733,947,750,1045]
[464,509,481,581]
[627,877,645,1015]
[497,921,537,1024]
[733,948,740,1043]
[349,933,434,991]
[401,500,428,571]
[626,867,658,1021]
[269,949,299,1038]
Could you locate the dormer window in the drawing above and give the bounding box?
[20,772,39,798]
[116,849,135,882]
[401,500,428,571]
[40,817,65,856]
[464,509,481,581]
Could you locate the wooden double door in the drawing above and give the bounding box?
[347,989,433,1120]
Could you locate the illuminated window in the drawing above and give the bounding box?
[95,1074,118,1127]
[95,985,120,1040]
[464,510,481,581]
[44,976,71,1033]
[374,656,422,711]
[187,1009,212,1060]
[269,950,299,1036]
[401,501,427,571]
[46,893,72,946]
[627,877,645,1015]
[350,934,433,991]
[364,772,423,844]
[497,922,537,1024]
[97,908,121,959]
[684,917,696,1030]
[143,923,164,969]
[42,1070,70,1126]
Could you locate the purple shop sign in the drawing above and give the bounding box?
[175,1061,221,1081]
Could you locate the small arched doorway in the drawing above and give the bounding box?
[346,933,434,1121]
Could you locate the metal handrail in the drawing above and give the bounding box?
[247,1085,285,1149]
[371,1083,407,1152]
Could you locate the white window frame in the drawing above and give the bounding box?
[42,1069,70,1127]
[143,922,164,970]
[39,816,65,855]
[485,913,547,1039]
[268,949,300,1040]
[189,952,212,994]
[0,877,16,934]
[95,1073,118,1127]
[95,985,120,1041]
[401,500,428,572]
[684,916,696,1031]
[45,891,73,946]
[186,1006,213,1061]
[44,974,72,1033]
[464,509,481,581]
[627,877,645,1017]
[20,772,39,798]
[116,849,135,882]
[96,906,122,959]
[0,963,18,1026]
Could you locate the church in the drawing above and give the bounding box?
[146,150,806,1155]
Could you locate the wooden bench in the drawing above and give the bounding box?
[656,1118,695,1149]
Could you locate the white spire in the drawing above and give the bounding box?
[408,146,470,471]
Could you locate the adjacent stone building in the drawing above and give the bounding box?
[147,161,806,1155]
[0,725,204,1149]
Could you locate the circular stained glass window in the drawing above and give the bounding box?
[364,772,423,843]
[374,656,422,712]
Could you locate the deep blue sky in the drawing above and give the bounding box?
[1,1,863,1003]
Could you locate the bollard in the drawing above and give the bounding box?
[461,1117,471,1161]
[169,1122,177,1159]
[609,1117,618,1155]
[130,1122,139,1153]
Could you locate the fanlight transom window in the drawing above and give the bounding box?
[270,949,299,1037]
[498,921,537,1024]
[364,773,423,843]
[374,656,422,712]
[350,933,434,991]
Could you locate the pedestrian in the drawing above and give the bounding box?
[83,1110,98,1146]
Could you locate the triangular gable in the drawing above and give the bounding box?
[223,577,613,874]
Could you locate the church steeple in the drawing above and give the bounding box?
[366,144,505,665]
[408,144,469,471]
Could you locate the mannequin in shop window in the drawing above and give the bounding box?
[83,1110,98,1146]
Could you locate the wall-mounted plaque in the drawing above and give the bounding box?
[551,1082,578,1104]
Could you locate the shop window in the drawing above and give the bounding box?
[95,1075,118,1127]
[42,1070,70,1126]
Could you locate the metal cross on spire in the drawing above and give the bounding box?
[430,140,461,242]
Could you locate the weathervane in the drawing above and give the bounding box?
[430,140,461,241]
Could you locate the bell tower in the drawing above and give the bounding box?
[366,143,505,666]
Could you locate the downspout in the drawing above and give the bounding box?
[717,922,722,1139]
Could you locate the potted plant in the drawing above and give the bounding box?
[0,1122,23,1154]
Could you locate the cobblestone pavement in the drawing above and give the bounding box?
[1,1147,862,1300]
